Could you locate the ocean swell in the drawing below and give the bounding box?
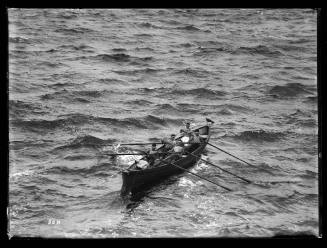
[268,83,315,98]
[224,130,285,143]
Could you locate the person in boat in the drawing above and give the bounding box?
[133,143,157,170]
[173,139,186,158]
[162,134,177,151]
[182,122,192,135]
[146,143,158,166]
[180,128,192,148]
[191,129,202,144]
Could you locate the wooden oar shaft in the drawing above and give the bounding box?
[118,142,195,146]
[165,161,232,191]
[186,152,251,184]
[104,152,172,156]
[119,142,163,146]
[207,142,258,169]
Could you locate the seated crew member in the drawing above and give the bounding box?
[180,129,191,147]
[182,122,192,134]
[162,134,176,151]
[192,129,202,144]
[146,143,158,166]
[173,140,186,157]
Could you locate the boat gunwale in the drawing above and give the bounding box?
[123,125,210,174]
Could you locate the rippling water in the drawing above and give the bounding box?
[8,9,318,238]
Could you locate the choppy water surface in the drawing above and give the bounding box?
[8,9,318,238]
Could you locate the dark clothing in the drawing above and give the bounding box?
[192,135,201,143]
[146,149,157,166]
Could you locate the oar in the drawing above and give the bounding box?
[103,152,175,156]
[164,161,232,191]
[117,142,163,146]
[207,142,260,169]
[185,151,252,184]
[115,142,196,146]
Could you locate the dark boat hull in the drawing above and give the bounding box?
[121,125,210,196]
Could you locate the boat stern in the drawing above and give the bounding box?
[120,170,134,196]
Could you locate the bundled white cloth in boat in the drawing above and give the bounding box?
[136,160,149,169]
[181,136,190,146]
[173,145,183,153]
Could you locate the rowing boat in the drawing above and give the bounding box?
[120,124,211,196]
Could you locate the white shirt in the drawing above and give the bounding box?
[136,160,149,169]
[173,146,183,153]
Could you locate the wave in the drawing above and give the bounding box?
[95,53,131,62]
[143,115,184,127]
[273,43,308,53]
[217,109,234,115]
[9,100,48,118]
[176,24,201,31]
[55,27,93,34]
[135,87,226,99]
[37,61,63,68]
[285,112,317,127]
[57,135,117,150]
[46,163,116,177]
[114,68,160,76]
[213,104,250,114]
[175,103,201,114]
[40,89,106,102]
[304,95,317,104]
[12,113,185,133]
[91,53,154,65]
[135,87,168,95]
[171,88,226,98]
[138,22,163,29]
[111,48,127,52]
[135,33,153,38]
[58,44,95,52]
[9,139,54,151]
[56,12,78,19]
[298,170,318,180]
[193,46,228,56]
[289,38,311,44]
[233,45,283,57]
[268,83,315,98]
[47,82,77,89]
[173,68,211,78]
[224,130,285,142]
[125,99,153,106]
[155,103,179,111]
[179,43,194,48]
[9,36,31,44]
[134,47,155,52]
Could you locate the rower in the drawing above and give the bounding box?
[162,134,176,150]
[174,140,184,153]
[146,143,158,166]
[180,129,191,147]
[182,122,192,135]
[192,129,202,144]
